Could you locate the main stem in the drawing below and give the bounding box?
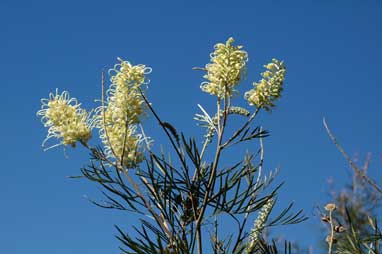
[328,210,334,254]
[196,92,229,254]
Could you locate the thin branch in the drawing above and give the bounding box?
[328,209,335,254]
[233,133,265,251]
[192,67,207,71]
[323,118,382,194]
[138,88,189,172]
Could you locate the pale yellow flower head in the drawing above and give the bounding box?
[97,58,152,168]
[110,57,150,87]
[201,37,248,98]
[37,90,93,150]
[244,59,286,111]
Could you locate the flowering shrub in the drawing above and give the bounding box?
[37,38,305,254]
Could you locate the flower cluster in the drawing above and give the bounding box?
[201,37,248,98]
[244,59,286,111]
[97,58,152,168]
[37,90,93,149]
[247,198,275,251]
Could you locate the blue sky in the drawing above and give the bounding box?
[1,0,382,253]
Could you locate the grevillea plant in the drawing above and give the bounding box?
[37,38,306,254]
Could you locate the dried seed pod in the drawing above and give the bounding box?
[326,234,337,243]
[334,225,346,233]
[324,203,336,212]
[321,215,331,223]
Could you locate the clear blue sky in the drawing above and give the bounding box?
[1,0,382,253]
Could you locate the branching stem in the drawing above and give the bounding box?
[222,107,260,148]
[323,118,382,194]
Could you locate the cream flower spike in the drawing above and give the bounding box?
[247,198,275,252]
[96,58,152,168]
[244,58,286,111]
[201,37,248,98]
[37,89,94,150]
